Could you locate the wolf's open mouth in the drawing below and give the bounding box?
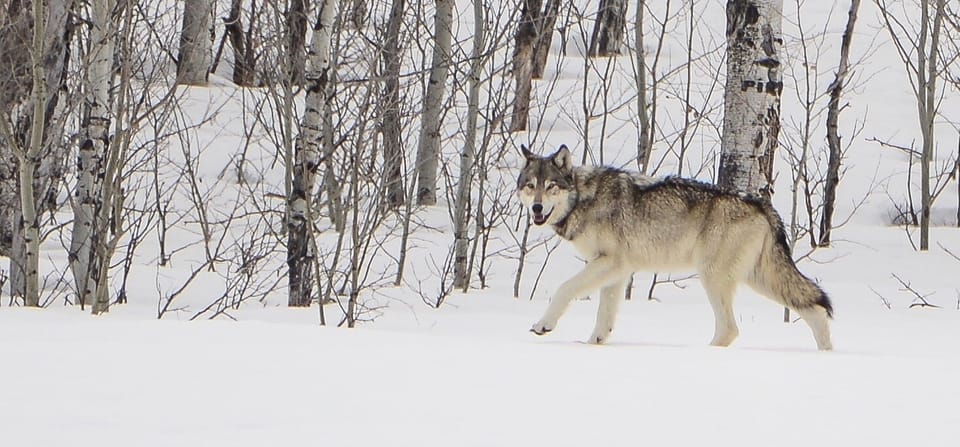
[533,211,551,225]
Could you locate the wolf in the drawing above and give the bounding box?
[517,144,833,350]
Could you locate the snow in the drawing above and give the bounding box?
[4,298,960,446]
[3,0,960,446]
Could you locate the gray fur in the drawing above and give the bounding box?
[517,145,833,350]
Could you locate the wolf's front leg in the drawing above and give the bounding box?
[531,256,625,336]
[588,279,628,344]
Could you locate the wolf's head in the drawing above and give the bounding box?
[516,144,576,226]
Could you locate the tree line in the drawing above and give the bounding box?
[0,0,957,320]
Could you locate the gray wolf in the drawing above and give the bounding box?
[517,145,833,350]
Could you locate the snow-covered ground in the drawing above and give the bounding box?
[3,0,960,445]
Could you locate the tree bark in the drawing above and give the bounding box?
[589,0,628,57]
[224,0,255,86]
[381,0,406,208]
[510,0,540,132]
[288,0,336,307]
[634,0,652,173]
[177,0,213,85]
[531,0,560,79]
[286,0,308,86]
[718,0,783,199]
[414,0,454,206]
[0,0,73,304]
[71,0,116,312]
[818,0,860,247]
[917,0,944,251]
[453,0,485,290]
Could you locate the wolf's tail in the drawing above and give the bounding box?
[751,210,833,318]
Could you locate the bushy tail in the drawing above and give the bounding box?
[752,218,833,318]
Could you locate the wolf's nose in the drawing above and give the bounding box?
[532,203,543,214]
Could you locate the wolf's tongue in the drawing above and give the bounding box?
[533,214,547,225]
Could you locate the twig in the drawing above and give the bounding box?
[891,273,940,309]
[867,136,920,156]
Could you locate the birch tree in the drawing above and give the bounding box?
[877,0,947,251]
[414,0,454,206]
[453,0,485,289]
[718,0,784,199]
[177,0,214,85]
[0,0,73,305]
[71,0,117,312]
[633,0,652,173]
[288,0,336,307]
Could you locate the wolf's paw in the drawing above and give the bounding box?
[530,321,554,336]
[588,328,612,345]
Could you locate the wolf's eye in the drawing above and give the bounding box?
[546,182,559,191]
[524,183,535,190]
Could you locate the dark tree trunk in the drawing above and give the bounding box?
[381,0,406,208]
[819,0,860,247]
[224,0,255,86]
[589,0,628,57]
[531,0,560,79]
[286,0,307,86]
[510,0,540,132]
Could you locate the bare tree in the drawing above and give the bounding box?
[223,0,256,86]
[511,0,540,132]
[177,0,213,85]
[71,0,118,313]
[381,0,406,208]
[0,0,73,305]
[589,0,628,57]
[877,0,947,250]
[718,0,784,198]
[286,0,308,85]
[819,0,861,247]
[414,0,454,206]
[288,0,336,307]
[452,0,486,289]
[532,0,560,79]
[633,0,652,173]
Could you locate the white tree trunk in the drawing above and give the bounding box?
[71,0,116,311]
[20,0,50,307]
[287,0,336,307]
[917,0,944,251]
[718,0,783,197]
[414,0,454,206]
[453,0,485,290]
[177,0,213,85]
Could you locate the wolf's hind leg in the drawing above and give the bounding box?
[531,256,625,336]
[795,306,833,351]
[588,279,628,344]
[700,273,739,347]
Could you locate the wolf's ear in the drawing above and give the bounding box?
[552,144,572,172]
[520,144,536,162]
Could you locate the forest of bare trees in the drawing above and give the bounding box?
[0,0,958,322]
